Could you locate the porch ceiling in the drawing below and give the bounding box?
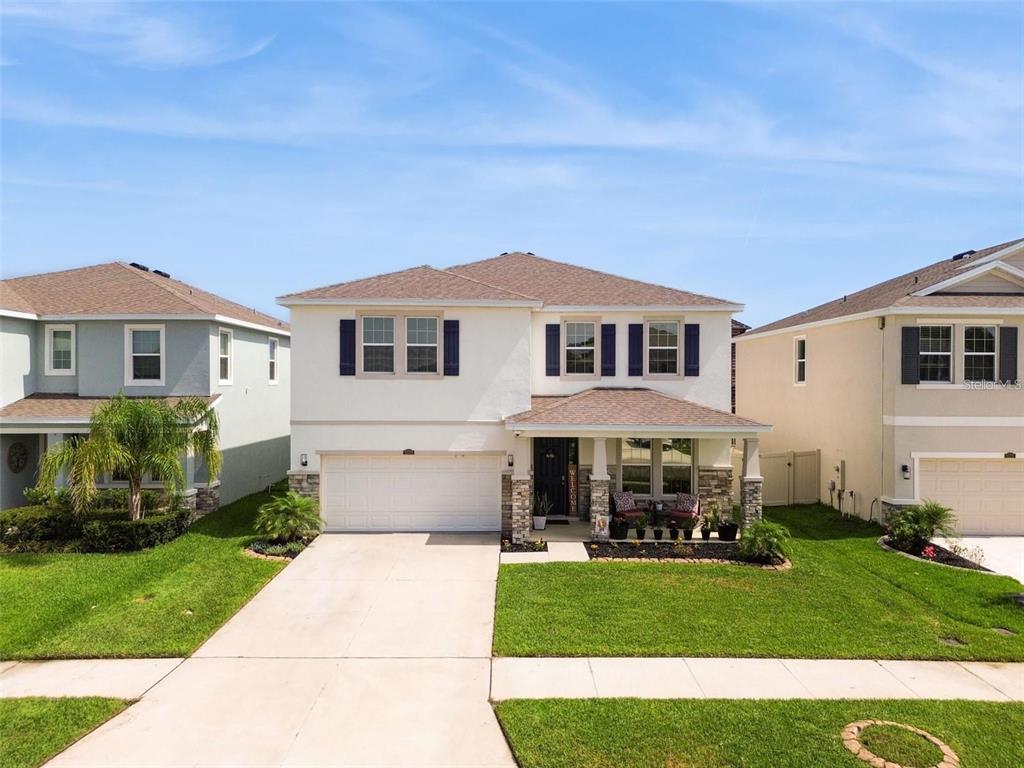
[505,388,770,437]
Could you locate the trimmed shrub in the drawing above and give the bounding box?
[737,520,791,564]
[886,500,957,554]
[255,491,320,543]
[80,510,191,553]
[0,505,75,544]
[248,539,308,558]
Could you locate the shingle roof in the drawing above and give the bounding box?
[747,238,1024,336]
[279,265,538,303]
[279,252,738,308]
[0,393,219,422]
[506,387,768,430]
[448,252,736,307]
[1,263,289,332]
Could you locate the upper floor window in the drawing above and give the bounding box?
[45,324,75,376]
[794,337,807,384]
[621,438,652,495]
[647,321,679,375]
[565,321,596,375]
[406,317,438,374]
[362,316,395,374]
[919,325,952,382]
[218,329,233,384]
[125,324,165,386]
[661,438,693,495]
[963,326,996,382]
[269,337,279,383]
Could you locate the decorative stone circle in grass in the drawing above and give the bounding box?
[841,720,959,768]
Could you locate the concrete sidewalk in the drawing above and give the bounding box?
[490,657,1024,701]
[0,658,182,699]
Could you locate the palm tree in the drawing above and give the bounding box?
[38,393,221,520]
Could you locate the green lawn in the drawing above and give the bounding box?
[0,490,284,659]
[495,699,1024,768]
[493,506,1024,659]
[0,697,127,768]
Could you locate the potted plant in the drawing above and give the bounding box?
[700,506,718,542]
[682,516,695,541]
[717,510,739,542]
[668,521,680,541]
[634,512,648,541]
[533,493,553,531]
[650,507,664,540]
[611,518,629,540]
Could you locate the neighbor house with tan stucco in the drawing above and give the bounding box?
[735,238,1023,535]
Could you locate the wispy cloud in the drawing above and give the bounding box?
[2,2,273,69]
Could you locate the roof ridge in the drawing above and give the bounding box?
[430,265,540,301]
[449,251,735,305]
[115,262,210,314]
[278,264,437,301]
[0,280,37,313]
[4,261,121,283]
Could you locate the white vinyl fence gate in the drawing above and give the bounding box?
[761,450,820,507]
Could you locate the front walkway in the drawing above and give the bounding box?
[43,533,515,768]
[491,657,1024,701]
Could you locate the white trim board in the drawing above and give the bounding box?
[914,260,1024,296]
[27,313,289,337]
[884,416,1024,427]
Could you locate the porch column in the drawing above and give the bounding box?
[509,436,532,544]
[45,433,66,487]
[741,437,763,528]
[590,437,610,541]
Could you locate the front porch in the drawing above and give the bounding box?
[501,388,771,544]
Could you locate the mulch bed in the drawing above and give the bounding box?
[586,541,788,569]
[501,540,549,553]
[879,537,991,573]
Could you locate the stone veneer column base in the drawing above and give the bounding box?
[590,477,610,541]
[288,470,320,499]
[510,476,532,544]
[698,466,734,517]
[194,481,220,516]
[501,472,513,539]
[741,478,763,528]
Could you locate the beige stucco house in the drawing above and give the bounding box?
[735,239,1023,535]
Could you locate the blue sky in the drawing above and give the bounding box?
[2,1,1021,326]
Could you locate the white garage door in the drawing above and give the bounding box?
[919,458,1024,535]
[320,453,502,532]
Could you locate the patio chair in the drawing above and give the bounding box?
[667,492,700,526]
[611,490,644,524]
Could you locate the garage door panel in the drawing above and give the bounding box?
[320,453,502,532]
[919,458,1024,535]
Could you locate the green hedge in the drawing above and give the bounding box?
[1,505,191,553]
[22,487,164,513]
[81,511,191,553]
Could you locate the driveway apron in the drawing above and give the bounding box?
[48,533,515,768]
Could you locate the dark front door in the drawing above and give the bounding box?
[533,438,568,516]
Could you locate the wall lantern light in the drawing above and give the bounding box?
[300,453,308,467]
[901,464,911,480]
[507,454,514,467]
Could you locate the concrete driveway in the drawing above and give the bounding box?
[936,536,1024,583]
[48,534,514,768]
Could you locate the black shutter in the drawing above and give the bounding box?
[601,323,616,377]
[628,323,643,376]
[999,326,1018,383]
[684,323,700,376]
[545,324,560,376]
[901,326,920,385]
[339,319,356,376]
[443,320,460,376]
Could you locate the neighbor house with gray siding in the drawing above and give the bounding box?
[0,262,290,511]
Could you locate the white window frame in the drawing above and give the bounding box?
[793,335,807,385]
[405,316,439,375]
[918,324,953,384]
[645,319,681,377]
[660,438,694,496]
[620,438,653,497]
[124,324,165,386]
[563,319,598,378]
[218,328,233,385]
[963,325,997,383]
[44,324,76,376]
[268,337,279,384]
[360,315,396,375]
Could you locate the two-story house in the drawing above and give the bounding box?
[0,262,291,511]
[735,238,1023,535]
[279,252,769,543]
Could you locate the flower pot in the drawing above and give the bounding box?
[718,522,738,542]
[653,529,664,541]
[634,527,647,540]
[533,516,547,531]
[611,521,628,540]
[701,528,712,542]
[669,527,680,541]
[683,528,693,541]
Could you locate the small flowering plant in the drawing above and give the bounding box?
[921,545,936,560]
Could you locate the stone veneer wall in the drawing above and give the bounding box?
[195,481,221,516]
[501,472,513,538]
[741,478,763,527]
[578,466,617,521]
[589,477,610,541]
[288,470,320,498]
[698,467,734,518]
[510,477,533,544]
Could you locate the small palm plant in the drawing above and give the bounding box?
[37,393,220,520]
[255,491,321,543]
